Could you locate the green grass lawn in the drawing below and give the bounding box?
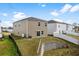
[67,34,79,40]
[12,35,79,56]
[14,37,40,56]
[0,32,18,56]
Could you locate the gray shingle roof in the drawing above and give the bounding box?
[14,17,47,23]
[48,20,71,25]
[48,20,64,24]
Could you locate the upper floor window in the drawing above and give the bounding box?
[45,23,47,26]
[15,25,16,27]
[38,22,40,26]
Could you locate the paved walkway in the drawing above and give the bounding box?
[53,33,79,45]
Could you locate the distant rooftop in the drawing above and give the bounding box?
[48,20,72,25]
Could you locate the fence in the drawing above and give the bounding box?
[9,35,22,56]
[37,39,42,55]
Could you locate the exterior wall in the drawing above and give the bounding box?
[57,23,66,34]
[13,20,28,37]
[56,23,74,34]
[47,23,57,35]
[28,21,47,38]
[48,22,75,35]
[13,20,47,38]
[66,24,74,34]
[47,23,67,35]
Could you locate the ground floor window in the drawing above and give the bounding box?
[37,31,40,36]
[18,32,19,34]
[41,31,44,35]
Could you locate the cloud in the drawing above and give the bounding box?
[70,4,79,12]
[65,19,75,24]
[12,12,29,21]
[51,11,59,16]
[2,13,8,16]
[1,21,13,27]
[13,12,27,19]
[51,4,72,16]
[1,12,29,27]
[51,4,79,17]
[41,4,46,7]
[1,12,30,27]
[60,4,72,14]
[39,3,47,7]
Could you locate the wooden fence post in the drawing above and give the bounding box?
[40,43,45,56]
[37,39,42,55]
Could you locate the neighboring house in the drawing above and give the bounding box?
[7,27,13,33]
[1,27,6,32]
[73,26,79,33]
[2,27,13,33]
[13,17,47,38]
[65,24,74,34]
[47,20,74,35]
[0,22,2,38]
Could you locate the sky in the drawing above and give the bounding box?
[0,3,79,27]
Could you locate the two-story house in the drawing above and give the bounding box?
[13,17,47,38]
[47,20,74,35]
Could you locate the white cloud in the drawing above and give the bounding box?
[1,12,28,27]
[1,21,13,27]
[13,12,27,19]
[12,12,29,21]
[41,4,46,7]
[51,4,72,17]
[1,12,30,27]
[60,4,72,14]
[39,3,47,7]
[53,19,63,22]
[51,4,79,17]
[51,11,59,16]
[2,13,8,16]
[65,19,75,24]
[70,4,79,12]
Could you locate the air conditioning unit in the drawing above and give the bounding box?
[22,34,25,38]
[0,34,3,38]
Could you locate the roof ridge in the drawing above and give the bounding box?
[14,17,47,23]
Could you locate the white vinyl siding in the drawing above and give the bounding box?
[48,23,57,35]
